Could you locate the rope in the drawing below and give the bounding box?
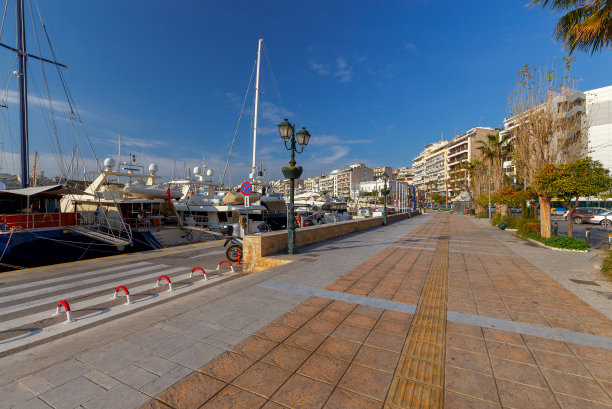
[262,41,286,115]
[221,58,257,186]
[0,0,8,42]
[0,227,15,262]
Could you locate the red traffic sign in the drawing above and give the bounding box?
[240,181,253,196]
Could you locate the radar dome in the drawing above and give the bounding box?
[148,163,159,173]
[104,158,116,169]
[193,166,202,176]
[206,169,214,177]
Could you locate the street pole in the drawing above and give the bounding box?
[488,158,492,221]
[279,119,310,255]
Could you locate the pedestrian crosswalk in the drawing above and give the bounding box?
[0,253,239,355]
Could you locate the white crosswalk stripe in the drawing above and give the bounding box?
[0,265,165,303]
[0,261,153,293]
[0,265,184,317]
[0,271,235,353]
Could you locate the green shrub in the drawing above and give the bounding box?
[602,248,612,278]
[518,231,588,250]
[468,209,476,215]
[476,214,488,219]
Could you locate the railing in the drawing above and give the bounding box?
[78,210,133,244]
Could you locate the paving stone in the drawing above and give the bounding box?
[139,365,192,397]
[496,378,560,409]
[10,396,53,409]
[156,372,225,409]
[198,351,256,383]
[271,373,334,409]
[232,361,292,399]
[134,355,178,377]
[16,374,53,395]
[37,359,92,387]
[200,384,266,409]
[113,364,159,389]
[122,327,175,349]
[39,377,106,409]
[297,352,349,385]
[77,341,150,375]
[143,333,199,358]
[338,363,393,401]
[82,384,150,409]
[0,381,36,407]
[261,343,311,372]
[168,341,225,370]
[323,387,383,409]
[83,369,120,390]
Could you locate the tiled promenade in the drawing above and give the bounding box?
[138,213,612,409]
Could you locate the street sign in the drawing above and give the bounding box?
[244,195,250,208]
[241,181,253,196]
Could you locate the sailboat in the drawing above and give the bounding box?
[0,1,135,269]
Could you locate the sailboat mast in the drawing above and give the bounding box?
[251,38,262,181]
[17,0,29,188]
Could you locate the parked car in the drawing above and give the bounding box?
[591,210,612,226]
[563,207,609,224]
[510,206,522,213]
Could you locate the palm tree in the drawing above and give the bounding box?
[529,0,612,55]
[477,133,512,192]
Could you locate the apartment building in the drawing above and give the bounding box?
[446,127,500,197]
[412,140,448,196]
[586,85,612,172]
[393,166,413,183]
[372,166,394,180]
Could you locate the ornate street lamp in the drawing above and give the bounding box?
[278,118,310,254]
[381,172,390,226]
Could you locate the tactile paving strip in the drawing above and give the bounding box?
[384,217,450,409]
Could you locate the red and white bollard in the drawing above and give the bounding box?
[216,260,234,272]
[56,299,73,323]
[113,285,132,304]
[156,275,173,291]
[190,267,207,280]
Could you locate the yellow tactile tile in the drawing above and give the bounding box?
[384,216,450,409]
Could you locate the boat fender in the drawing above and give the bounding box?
[185,231,193,242]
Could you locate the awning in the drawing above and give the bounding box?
[0,184,89,197]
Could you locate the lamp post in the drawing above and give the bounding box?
[381,172,390,225]
[278,118,310,254]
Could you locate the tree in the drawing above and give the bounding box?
[534,157,612,237]
[509,59,586,238]
[529,0,612,55]
[477,133,513,193]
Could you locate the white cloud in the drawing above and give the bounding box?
[309,57,353,83]
[334,58,353,83]
[403,42,417,51]
[308,134,373,147]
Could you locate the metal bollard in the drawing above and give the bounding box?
[553,222,558,236]
[585,228,590,247]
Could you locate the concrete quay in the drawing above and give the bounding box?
[2,213,612,408]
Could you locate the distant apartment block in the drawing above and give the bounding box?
[372,166,393,180]
[446,127,500,197]
[411,139,448,196]
[393,166,413,183]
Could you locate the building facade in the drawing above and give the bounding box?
[446,127,500,197]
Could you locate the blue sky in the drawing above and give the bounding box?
[1,0,612,185]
